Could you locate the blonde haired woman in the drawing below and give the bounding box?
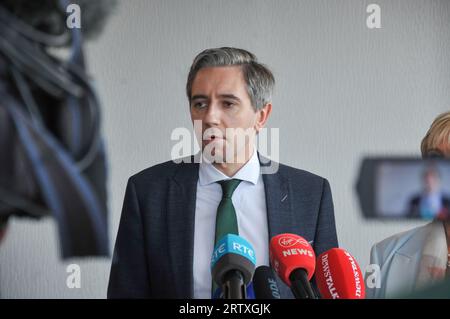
[421,112,450,158]
[367,112,450,298]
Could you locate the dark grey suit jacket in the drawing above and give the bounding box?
[107,153,338,298]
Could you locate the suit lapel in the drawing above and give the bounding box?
[259,154,298,299]
[259,153,296,238]
[167,155,199,298]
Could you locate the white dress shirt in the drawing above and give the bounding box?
[193,149,269,298]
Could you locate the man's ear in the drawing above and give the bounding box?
[255,103,272,133]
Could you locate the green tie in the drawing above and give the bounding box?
[214,179,242,245]
[212,179,242,298]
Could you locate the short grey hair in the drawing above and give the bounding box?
[186,47,275,111]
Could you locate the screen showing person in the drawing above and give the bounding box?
[408,166,450,219]
[375,160,450,219]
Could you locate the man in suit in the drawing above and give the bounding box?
[107,47,338,299]
[408,166,450,220]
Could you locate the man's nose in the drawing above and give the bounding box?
[203,102,221,126]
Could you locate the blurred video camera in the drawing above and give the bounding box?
[0,0,116,258]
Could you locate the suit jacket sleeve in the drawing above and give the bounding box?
[107,178,151,298]
[366,243,383,299]
[313,178,339,255]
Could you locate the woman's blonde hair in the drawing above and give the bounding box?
[421,112,450,157]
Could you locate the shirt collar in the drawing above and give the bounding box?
[198,149,260,186]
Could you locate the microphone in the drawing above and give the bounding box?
[212,282,256,299]
[253,266,281,299]
[315,248,365,299]
[269,234,317,299]
[269,233,317,299]
[211,234,256,299]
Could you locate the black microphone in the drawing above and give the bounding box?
[210,234,256,299]
[253,266,281,299]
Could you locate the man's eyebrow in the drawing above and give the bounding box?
[218,94,241,102]
[191,95,209,101]
[190,94,242,102]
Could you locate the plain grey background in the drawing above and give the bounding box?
[1,0,449,298]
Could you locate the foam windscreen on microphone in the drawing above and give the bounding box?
[315,248,365,299]
[269,233,316,286]
[210,234,256,286]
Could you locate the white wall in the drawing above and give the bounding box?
[1,0,449,298]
